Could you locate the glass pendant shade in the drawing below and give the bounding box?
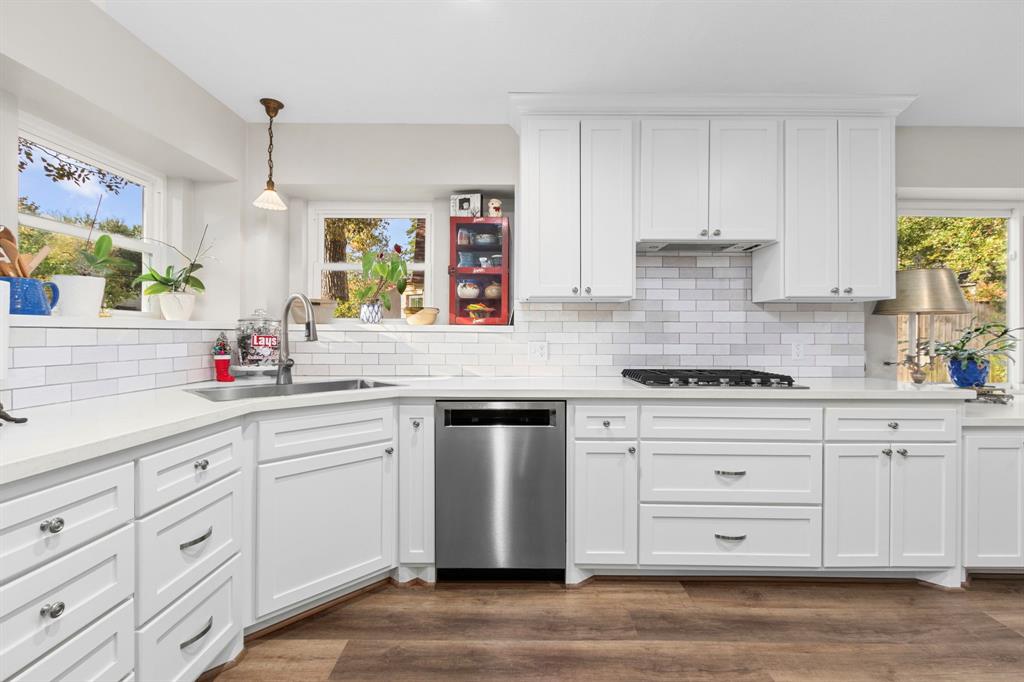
[253,183,287,211]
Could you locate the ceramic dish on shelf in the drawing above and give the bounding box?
[471,232,499,246]
[407,307,439,325]
[457,281,481,299]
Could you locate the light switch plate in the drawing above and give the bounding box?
[528,341,548,362]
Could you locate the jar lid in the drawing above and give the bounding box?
[238,308,274,322]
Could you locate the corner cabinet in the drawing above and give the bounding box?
[519,117,635,301]
[753,117,895,302]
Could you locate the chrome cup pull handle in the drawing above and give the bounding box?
[40,601,65,619]
[714,533,747,541]
[715,470,747,477]
[179,617,213,650]
[40,517,65,534]
[179,527,213,551]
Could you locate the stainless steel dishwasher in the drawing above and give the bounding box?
[435,401,565,572]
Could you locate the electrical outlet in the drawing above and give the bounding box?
[528,341,549,362]
[791,343,805,360]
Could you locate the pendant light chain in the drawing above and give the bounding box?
[266,115,275,185]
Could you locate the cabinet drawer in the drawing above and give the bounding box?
[8,600,134,682]
[136,554,242,682]
[641,405,822,441]
[825,408,957,442]
[135,473,242,624]
[639,504,822,567]
[574,404,638,439]
[1,463,133,581]
[0,525,134,675]
[640,442,822,504]
[258,404,394,462]
[136,426,243,515]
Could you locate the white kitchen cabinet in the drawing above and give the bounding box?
[753,117,895,303]
[964,432,1024,568]
[890,443,956,567]
[398,405,434,565]
[824,443,955,568]
[256,440,396,616]
[519,117,633,301]
[638,119,709,241]
[573,440,638,565]
[580,119,635,298]
[708,119,780,242]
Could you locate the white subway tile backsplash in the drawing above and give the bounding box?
[119,344,156,361]
[97,329,140,345]
[46,328,98,346]
[45,364,97,384]
[13,347,72,367]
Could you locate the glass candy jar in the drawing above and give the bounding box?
[235,308,281,368]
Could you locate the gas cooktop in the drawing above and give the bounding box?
[622,369,807,388]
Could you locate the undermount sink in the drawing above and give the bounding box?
[186,379,395,402]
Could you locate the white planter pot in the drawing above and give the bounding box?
[50,275,106,318]
[157,292,196,321]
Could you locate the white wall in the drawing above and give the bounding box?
[896,126,1024,190]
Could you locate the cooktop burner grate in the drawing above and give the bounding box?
[621,368,804,388]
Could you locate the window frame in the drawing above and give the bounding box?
[896,195,1023,388]
[16,113,167,315]
[306,201,434,315]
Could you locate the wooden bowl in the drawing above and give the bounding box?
[407,307,439,326]
[290,299,335,325]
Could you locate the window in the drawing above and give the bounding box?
[896,213,1014,383]
[16,123,161,312]
[308,204,430,319]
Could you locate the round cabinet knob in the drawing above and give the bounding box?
[412,420,421,429]
[571,286,579,294]
[882,448,893,457]
[39,517,65,534]
[896,448,909,457]
[194,459,210,471]
[585,286,592,295]
[40,602,65,619]
[830,287,840,295]
[700,229,709,237]
[627,447,636,455]
[843,287,853,294]
[602,420,611,428]
[712,229,722,237]
[385,447,394,455]
[887,421,899,430]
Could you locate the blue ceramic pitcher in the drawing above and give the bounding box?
[0,277,60,315]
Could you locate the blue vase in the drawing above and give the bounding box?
[0,277,60,315]
[948,358,989,387]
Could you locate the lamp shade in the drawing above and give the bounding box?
[253,186,287,211]
[872,268,970,315]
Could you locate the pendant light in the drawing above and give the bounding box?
[253,97,287,211]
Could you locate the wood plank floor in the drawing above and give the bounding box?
[216,577,1024,681]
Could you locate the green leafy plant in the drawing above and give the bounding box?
[933,321,1023,370]
[353,244,408,311]
[132,226,211,296]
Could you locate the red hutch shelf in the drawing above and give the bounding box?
[449,216,510,325]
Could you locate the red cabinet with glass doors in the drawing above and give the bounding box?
[448,216,510,325]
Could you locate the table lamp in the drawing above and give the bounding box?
[873,268,969,383]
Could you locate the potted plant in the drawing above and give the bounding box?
[353,245,408,323]
[933,321,1022,387]
[51,198,133,317]
[132,226,211,321]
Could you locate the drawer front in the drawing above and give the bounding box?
[136,426,243,515]
[137,554,242,682]
[258,404,394,462]
[640,442,822,504]
[135,473,242,624]
[0,525,134,675]
[641,406,823,441]
[639,504,822,567]
[825,408,957,442]
[0,463,134,581]
[574,404,638,439]
[9,600,134,682]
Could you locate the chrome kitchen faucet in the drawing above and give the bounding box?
[277,293,318,385]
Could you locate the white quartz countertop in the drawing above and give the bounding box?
[963,399,1024,427]
[0,377,972,486]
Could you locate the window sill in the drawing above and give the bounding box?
[10,315,515,334]
[288,321,515,333]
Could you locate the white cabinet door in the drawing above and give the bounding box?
[580,119,634,298]
[709,119,780,241]
[890,443,956,567]
[964,433,1024,568]
[398,406,434,565]
[837,118,894,299]
[573,440,637,565]
[783,119,839,297]
[520,118,581,299]
[824,444,890,567]
[256,441,396,616]
[639,119,709,241]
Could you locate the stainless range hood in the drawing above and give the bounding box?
[636,240,771,254]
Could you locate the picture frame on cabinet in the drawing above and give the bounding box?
[450,193,482,217]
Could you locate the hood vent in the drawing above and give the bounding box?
[637,241,769,254]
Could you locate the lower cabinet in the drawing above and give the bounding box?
[256,441,397,616]
[573,440,638,565]
[398,405,434,564]
[964,431,1024,568]
[824,443,955,568]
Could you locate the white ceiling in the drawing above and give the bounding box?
[98,0,1024,127]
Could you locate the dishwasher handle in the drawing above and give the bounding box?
[439,401,562,428]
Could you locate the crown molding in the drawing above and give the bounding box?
[508,92,917,130]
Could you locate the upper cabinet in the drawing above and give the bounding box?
[638,118,779,243]
[753,117,896,302]
[519,117,634,301]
